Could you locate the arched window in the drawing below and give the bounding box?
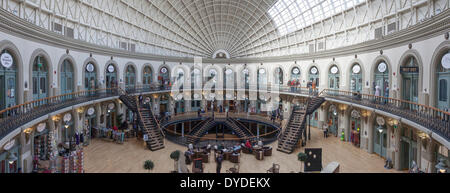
[350,64,362,93]
[0,49,17,111]
[85,62,96,90]
[125,65,136,91]
[328,65,340,90]
[374,61,389,97]
[401,57,419,103]
[143,66,152,88]
[60,59,74,95]
[437,51,450,111]
[105,64,117,89]
[33,56,48,100]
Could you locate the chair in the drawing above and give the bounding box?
[267,163,280,173]
[263,146,273,157]
[227,164,240,173]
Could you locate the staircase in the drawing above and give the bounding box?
[186,118,215,145]
[139,104,165,151]
[119,95,138,112]
[277,106,307,154]
[225,118,255,140]
[306,97,326,115]
[119,91,165,151]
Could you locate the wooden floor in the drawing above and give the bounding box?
[84,127,405,173]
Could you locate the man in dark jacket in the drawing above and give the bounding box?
[216,151,224,174]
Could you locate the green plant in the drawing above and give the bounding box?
[170,150,181,172]
[297,152,308,173]
[144,160,154,173]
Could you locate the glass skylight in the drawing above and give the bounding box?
[269,0,364,36]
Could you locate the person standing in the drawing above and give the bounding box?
[216,152,224,174]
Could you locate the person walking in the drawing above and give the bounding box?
[375,86,381,103]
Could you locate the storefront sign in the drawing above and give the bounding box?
[87,107,95,116]
[86,63,95,72]
[37,123,46,133]
[376,116,385,126]
[292,68,300,75]
[352,65,361,74]
[1,53,13,68]
[331,66,339,74]
[3,140,15,151]
[351,110,361,119]
[400,67,419,73]
[108,103,115,110]
[378,62,387,73]
[63,113,72,122]
[107,65,115,73]
[441,53,450,69]
[310,67,318,75]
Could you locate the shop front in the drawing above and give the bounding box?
[350,110,362,147]
[327,105,338,136]
[85,106,96,144]
[0,49,18,116]
[400,127,418,170]
[437,51,450,112]
[0,138,21,173]
[105,103,117,128]
[373,116,387,159]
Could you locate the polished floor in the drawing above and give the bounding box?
[84,127,405,173]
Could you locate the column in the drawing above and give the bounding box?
[367,117,374,154]
[394,126,401,170]
[417,137,422,170]
[73,109,80,134]
[95,103,102,128]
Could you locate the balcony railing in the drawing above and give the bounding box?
[0,88,118,140]
[321,89,450,141]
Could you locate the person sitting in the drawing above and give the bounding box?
[245,140,252,149]
[233,144,241,152]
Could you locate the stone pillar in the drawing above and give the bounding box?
[339,111,350,142]
[367,117,374,154]
[95,103,102,128]
[394,126,401,170]
[417,137,422,169]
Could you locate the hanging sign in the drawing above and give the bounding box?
[310,67,318,75]
[63,113,72,122]
[160,67,167,74]
[400,67,419,73]
[143,134,148,142]
[442,53,450,69]
[378,62,387,73]
[292,68,300,75]
[86,63,95,72]
[331,66,339,74]
[1,53,13,68]
[108,103,115,110]
[3,140,15,151]
[145,97,151,103]
[352,65,361,74]
[37,123,47,133]
[87,107,95,116]
[376,116,386,126]
[107,65,115,73]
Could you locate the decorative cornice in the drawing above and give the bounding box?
[0,8,449,64]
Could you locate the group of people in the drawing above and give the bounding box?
[288,79,301,92]
[270,109,283,124]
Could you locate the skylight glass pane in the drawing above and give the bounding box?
[269,0,361,36]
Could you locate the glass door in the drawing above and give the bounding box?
[374,127,387,158]
[33,56,48,101]
[438,75,450,112]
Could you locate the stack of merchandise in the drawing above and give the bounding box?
[61,156,69,173]
[77,149,84,173]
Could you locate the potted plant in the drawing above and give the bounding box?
[170,150,181,173]
[144,160,154,173]
[297,152,308,173]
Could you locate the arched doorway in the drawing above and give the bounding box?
[191,68,202,112]
[257,68,268,114]
[350,63,362,93]
[32,55,48,101]
[309,66,320,127]
[0,49,18,113]
[374,61,389,98]
[274,67,283,90]
[224,68,235,111]
[328,65,340,95]
[143,66,153,90]
[437,51,450,111]
[84,62,96,91]
[327,105,338,136]
[373,116,387,159]
[125,65,136,92]
[290,67,301,91]
[350,109,362,147]
[158,66,170,89]
[401,57,419,104]
[60,59,74,99]
[105,64,117,89]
